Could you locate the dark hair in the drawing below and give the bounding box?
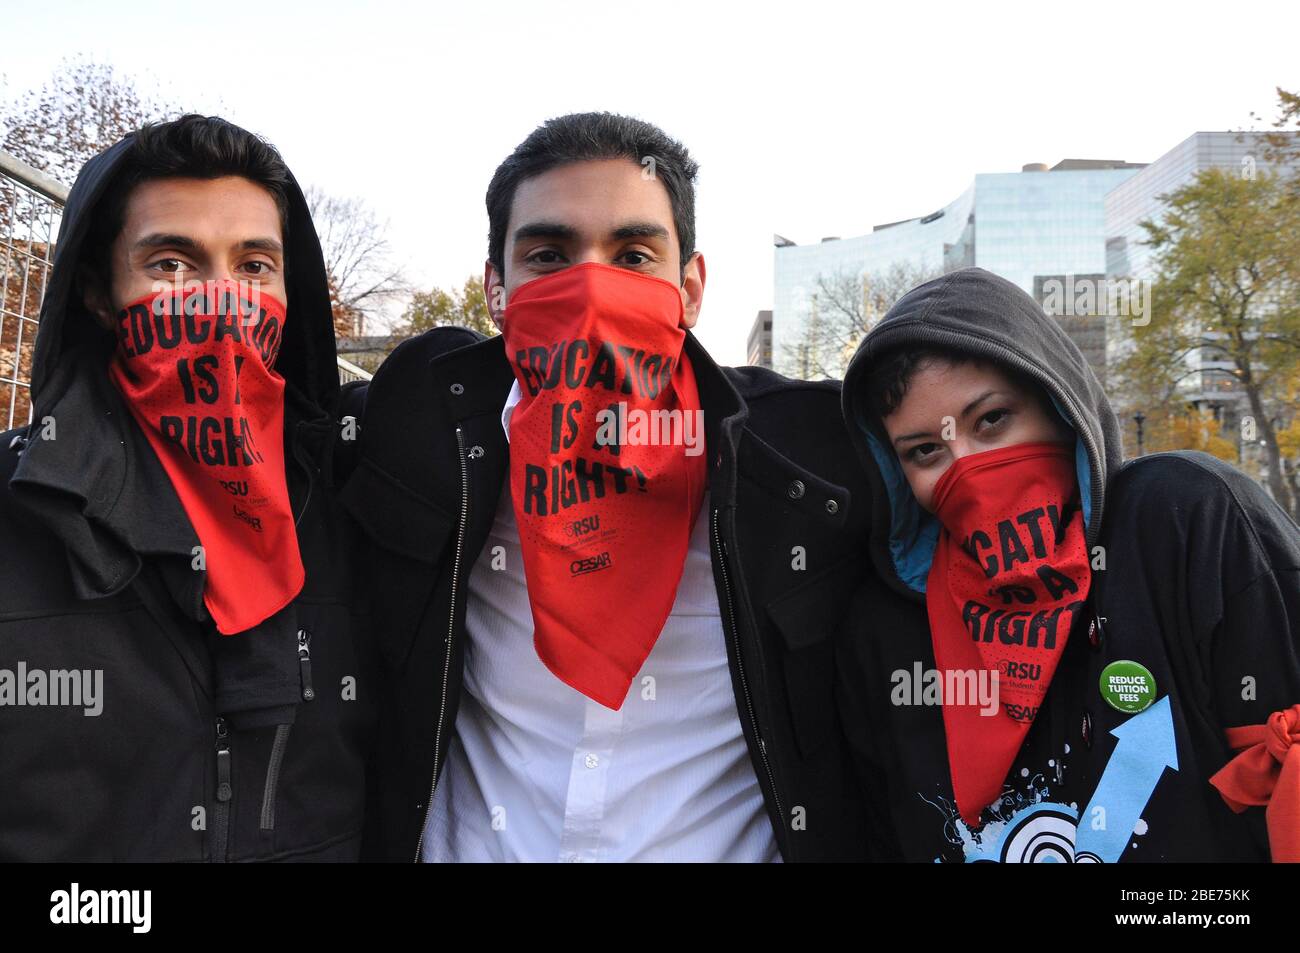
[485,112,699,277]
[864,344,1046,423]
[84,114,292,291]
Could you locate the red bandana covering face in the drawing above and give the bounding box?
[107,280,305,635]
[924,440,1091,826]
[502,262,707,709]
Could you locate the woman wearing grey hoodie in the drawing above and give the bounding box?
[837,267,1299,863]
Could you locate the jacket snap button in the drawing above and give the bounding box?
[825,499,839,514]
[1081,710,1094,748]
[1088,614,1105,650]
[468,445,485,459]
[788,480,805,500]
[449,383,464,395]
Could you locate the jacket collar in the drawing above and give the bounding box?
[9,343,329,609]
[10,345,200,603]
[345,322,851,565]
[424,328,751,508]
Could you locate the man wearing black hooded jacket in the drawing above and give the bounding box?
[0,116,378,861]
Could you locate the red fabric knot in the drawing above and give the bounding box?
[1209,704,1300,863]
[1261,705,1300,761]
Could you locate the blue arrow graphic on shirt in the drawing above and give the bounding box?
[1074,695,1179,863]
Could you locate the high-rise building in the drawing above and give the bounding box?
[772,159,1145,377]
[1103,131,1300,411]
[1104,132,1296,282]
[746,309,772,368]
[1032,273,1109,384]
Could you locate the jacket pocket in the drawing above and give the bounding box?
[765,553,866,759]
[226,605,375,861]
[340,458,455,565]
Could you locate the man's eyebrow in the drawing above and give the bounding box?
[512,222,578,244]
[238,237,284,255]
[610,222,670,242]
[133,233,202,252]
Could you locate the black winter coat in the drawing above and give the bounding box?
[342,326,888,861]
[0,136,378,861]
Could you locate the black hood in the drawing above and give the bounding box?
[841,267,1123,600]
[28,132,339,420]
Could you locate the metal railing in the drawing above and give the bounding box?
[334,355,373,384]
[0,152,63,430]
[0,150,370,432]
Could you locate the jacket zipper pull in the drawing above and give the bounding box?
[215,717,232,803]
[297,628,316,701]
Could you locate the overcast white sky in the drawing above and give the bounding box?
[3,0,1298,363]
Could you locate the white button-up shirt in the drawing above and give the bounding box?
[421,380,778,862]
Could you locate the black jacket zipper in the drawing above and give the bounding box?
[260,723,293,832]
[412,425,470,862]
[213,716,232,862]
[298,627,316,701]
[712,507,786,849]
[259,628,315,833]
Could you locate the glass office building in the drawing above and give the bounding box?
[1103,131,1300,406]
[1104,131,1297,283]
[772,160,1144,377]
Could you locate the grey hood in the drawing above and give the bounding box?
[841,267,1124,600]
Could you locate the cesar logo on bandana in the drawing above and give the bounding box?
[570,551,612,576]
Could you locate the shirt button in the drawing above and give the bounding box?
[584,753,600,769]
[788,480,805,500]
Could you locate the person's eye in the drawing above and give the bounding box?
[525,249,566,266]
[907,442,943,464]
[617,249,654,266]
[241,260,275,276]
[150,258,188,273]
[978,408,1011,431]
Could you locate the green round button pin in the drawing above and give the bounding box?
[1099,659,1157,714]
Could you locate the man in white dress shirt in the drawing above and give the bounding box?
[347,113,882,863]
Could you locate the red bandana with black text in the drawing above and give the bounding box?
[924,441,1091,826]
[107,281,304,635]
[502,262,707,710]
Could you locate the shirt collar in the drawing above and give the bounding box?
[501,378,523,443]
